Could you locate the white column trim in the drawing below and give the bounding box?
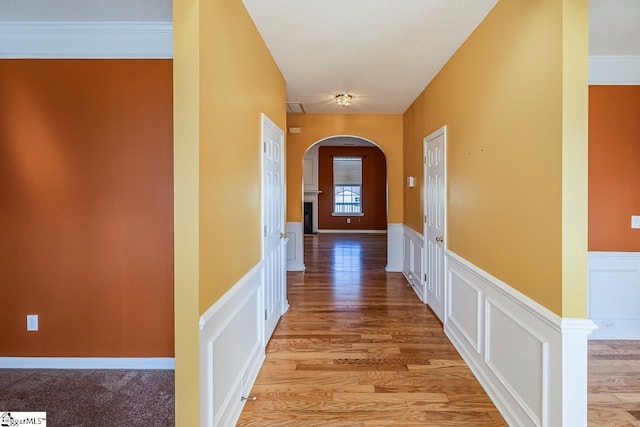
[561,318,597,427]
[385,223,403,272]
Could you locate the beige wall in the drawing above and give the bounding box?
[287,114,403,224]
[403,0,588,317]
[174,0,286,425]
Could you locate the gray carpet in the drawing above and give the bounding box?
[0,369,174,426]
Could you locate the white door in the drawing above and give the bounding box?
[424,127,447,323]
[262,114,288,342]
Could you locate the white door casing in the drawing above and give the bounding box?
[424,126,447,323]
[262,114,288,343]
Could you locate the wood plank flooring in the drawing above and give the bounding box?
[237,233,506,426]
[588,340,640,426]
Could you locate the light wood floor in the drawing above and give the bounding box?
[588,340,640,426]
[237,233,506,426]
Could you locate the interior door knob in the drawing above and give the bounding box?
[280,232,287,239]
[435,236,444,243]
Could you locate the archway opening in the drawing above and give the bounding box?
[301,135,388,262]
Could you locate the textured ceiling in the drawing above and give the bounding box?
[242,0,499,114]
[590,0,640,55]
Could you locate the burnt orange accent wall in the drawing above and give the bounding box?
[589,85,640,252]
[318,146,387,230]
[0,59,174,357]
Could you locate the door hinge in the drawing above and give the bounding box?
[424,273,427,282]
[424,156,427,164]
[264,226,267,237]
[424,215,427,223]
[263,141,267,153]
[265,309,268,320]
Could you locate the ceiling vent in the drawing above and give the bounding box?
[286,102,306,114]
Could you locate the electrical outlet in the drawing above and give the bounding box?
[602,320,616,329]
[346,218,351,224]
[632,216,640,229]
[27,314,38,331]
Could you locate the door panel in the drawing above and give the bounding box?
[262,115,287,342]
[424,129,446,323]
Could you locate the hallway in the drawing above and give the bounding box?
[237,233,506,426]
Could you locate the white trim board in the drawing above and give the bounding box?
[385,223,403,272]
[286,222,305,272]
[588,251,640,339]
[444,250,596,427]
[589,55,640,85]
[0,21,173,58]
[0,357,174,370]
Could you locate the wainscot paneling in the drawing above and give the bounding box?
[445,251,596,427]
[588,251,640,339]
[402,225,425,302]
[199,262,266,427]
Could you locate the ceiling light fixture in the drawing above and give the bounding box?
[335,93,353,107]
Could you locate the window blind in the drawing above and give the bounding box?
[333,157,362,185]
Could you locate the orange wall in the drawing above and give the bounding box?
[0,59,174,357]
[173,0,286,423]
[317,146,387,230]
[589,86,640,251]
[287,114,403,224]
[403,0,588,316]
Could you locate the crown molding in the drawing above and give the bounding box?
[0,21,172,59]
[589,55,640,85]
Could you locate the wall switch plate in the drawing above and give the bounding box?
[346,218,351,223]
[632,215,640,229]
[27,314,38,331]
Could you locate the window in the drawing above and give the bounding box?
[333,157,362,215]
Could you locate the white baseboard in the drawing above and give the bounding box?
[445,251,596,427]
[0,21,173,59]
[588,251,640,339]
[199,262,266,427]
[402,225,425,302]
[286,222,305,271]
[385,223,404,272]
[589,55,640,85]
[317,229,387,234]
[0,357,174,369]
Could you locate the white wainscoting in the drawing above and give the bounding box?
[286,222,305,271]
[445,251,596,427]
[402,225,425,302]
[588,251,640,339]
[0,21,173,58]
[199,262,266,427]
[385,223,404,272]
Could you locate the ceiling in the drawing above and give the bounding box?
[1,0,638,114]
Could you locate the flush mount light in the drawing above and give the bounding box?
[335,93,353,107]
